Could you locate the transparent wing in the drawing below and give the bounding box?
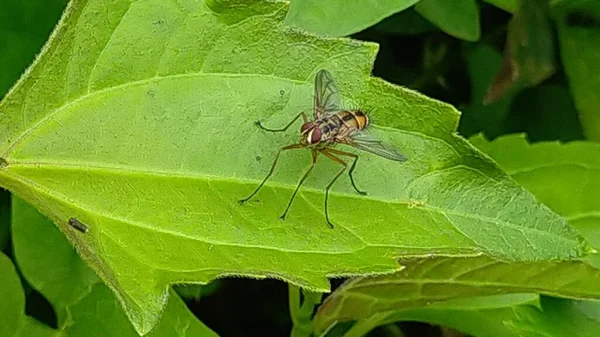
[313,69,341,118]
[345,132,407,162]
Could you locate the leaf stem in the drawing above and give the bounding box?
[289,284,322,337]
[342,312,391,337]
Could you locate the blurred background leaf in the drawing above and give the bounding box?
[0,189,10,252]
[484,0,517,13]
[415,0,481,41]
[0,0,69,98]
[553,0,600,141]
[284,0,420,37]
[484,0,555,104]
[509,297,600,337]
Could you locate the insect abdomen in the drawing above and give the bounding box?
[340,111,368,130]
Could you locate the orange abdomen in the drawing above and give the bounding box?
[339,110,369,130]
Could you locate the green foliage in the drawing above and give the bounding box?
[510,296,600,337]
[553,0,600,141]
[0,0,69,97]
[285,0,421,37]
[10,196,218,337]
[316,134,600,335]
[415,0,481,41]
[1,0,600,336]
[484,0,555,104]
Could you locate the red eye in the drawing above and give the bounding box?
[310,127,322,144]
[300,122,314,134]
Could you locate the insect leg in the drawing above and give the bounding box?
[280,149,318,221]
[319,149,352,229]
[256,112,308,132]
[239,143,305,204]
[322,148,367,195]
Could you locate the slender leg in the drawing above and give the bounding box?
[280,149,318,220]
[319,149,350,229]
[240,144,305,204]
[256,112,308,132]
[322,148,367,195]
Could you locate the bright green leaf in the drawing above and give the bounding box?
[0,0,590,334]
[553,1,600,141]
[470,134,600,267]
[415,0,480,41]
[473,135,600,336]
[12,196,219,337]
[313,256,600,333]
[284,0,420,37]
[315,135,600,335]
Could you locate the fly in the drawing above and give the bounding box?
[239,69,407,228]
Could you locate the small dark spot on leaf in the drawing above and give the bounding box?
[566,12,600,28]
[255,156,262,162]
[147,89,156,98]
[68,217,89,234]
[0,157,7,168]
[279,89,285,96]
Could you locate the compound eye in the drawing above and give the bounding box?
[300,122,314,134]
[310,127,322,144]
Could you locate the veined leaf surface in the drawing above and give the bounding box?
[0,0,589,334]
[314,135,600,334]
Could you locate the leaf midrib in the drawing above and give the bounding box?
[4,160,581,248]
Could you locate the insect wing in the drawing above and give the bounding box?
[346,132,407,162]
[313,69,342,118]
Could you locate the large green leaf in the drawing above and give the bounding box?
[0,0,590,334]
[313,256,600,333]
[553,0,600,141]
[415,0,480,41]
[472,134,600,267]
[315,135,600,334]
[284,0,420,37]
[11,196,219,337]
